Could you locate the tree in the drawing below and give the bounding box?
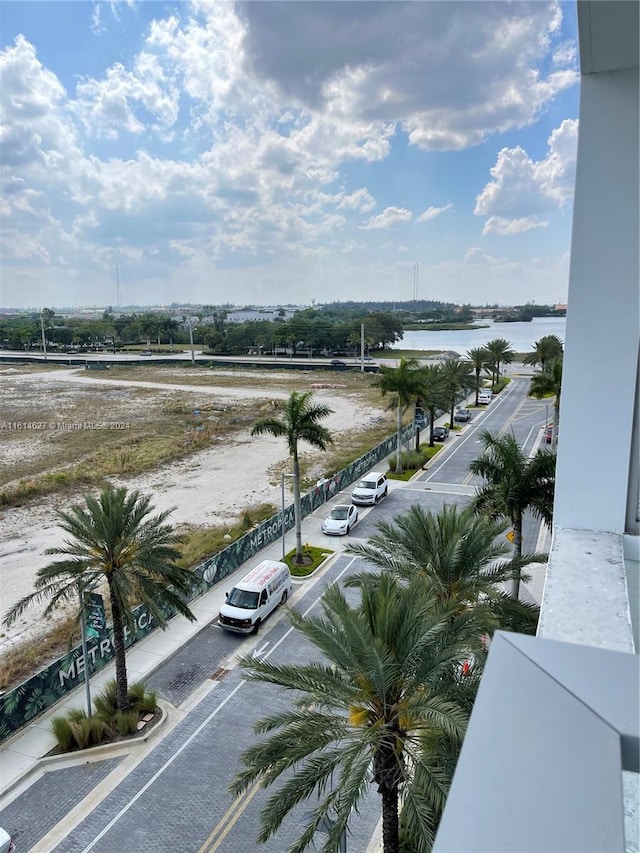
[3,486,197,712]
[138,313,159,348]
[346,503,542,635]
[469,431,556,599]
[529,357,563,449]
[418,365,448,448]
[484,338,516,385]
[375,358,422,472]
[231,574,485,853]
[523,335,564,370]
[466,347,490,406]
[438,359,475,429]
[251,391,333,564]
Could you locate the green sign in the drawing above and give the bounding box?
[85,592,106,641]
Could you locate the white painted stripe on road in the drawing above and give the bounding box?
[424,379,520,482]
[79,555,359,853]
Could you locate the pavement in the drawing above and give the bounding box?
[0,375,546,851]
[0,488,389,852]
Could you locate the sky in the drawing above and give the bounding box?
[0,0,581,309]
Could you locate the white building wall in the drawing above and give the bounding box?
[554,68,639,534]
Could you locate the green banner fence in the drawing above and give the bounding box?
[0,423,418,742]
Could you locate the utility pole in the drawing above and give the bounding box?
[360,323,365,373]
[40,311,47,360]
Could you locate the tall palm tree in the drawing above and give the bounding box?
[418,364,448,448]
[3,486,197,712]
[523,335,564,371]
[231,574,485,853]
[484,338,516,386]
[438,359,475,428]
[346,503,542,634]
[530,357,563,449]
[251,390,333,564]
[375,358,422,472]
[469,431,556,599]
[466,347,490,406]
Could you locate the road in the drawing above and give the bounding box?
[2,376,550,852]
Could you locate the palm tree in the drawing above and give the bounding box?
[231,574,485,853]
[469,431,556,599]
[484,338,516,386]
[346,503,542,634]
[251,391,333,564]
[375,358,423,472]
[438,359,475,428]
[530,357,563,449]
[417,364,448,448]
[523,335,564,371]
[3,486,197,712]
[466,347,490,406]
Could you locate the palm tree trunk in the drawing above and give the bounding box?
[511,514,523,599]
[108,584,130,712]
[381,787,400,853]
[428,407,435,447]
[475,369,480,405]
[395,404,403,473]
[449,398,455,430]
[292,449,303,563]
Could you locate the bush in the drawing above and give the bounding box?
[387,448,431,473]
[50,679,159,753]
[492,377,511,394]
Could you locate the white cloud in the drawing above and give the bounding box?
[482,216,548,236]
[360,207,413,230]
[475,119,578,229]
[416,203,452,223]
[241,0,578,151]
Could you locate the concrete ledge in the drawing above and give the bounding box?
[538,528,635,653]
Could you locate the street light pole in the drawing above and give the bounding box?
[78,589,92,715]
[281,470,286,560]
[360,323,365,373]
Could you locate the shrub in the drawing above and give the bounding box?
[387,448,430,472]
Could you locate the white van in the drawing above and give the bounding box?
[218,560,292,634]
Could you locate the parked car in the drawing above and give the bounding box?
[351,471,388,505]
[330,359,346,368]
[433,426,449,441]
[321,504,358,535]
[545,423,558,444]
[478,389,493,405]
[140,350,152,356]
[0,828,15,853]
[454,408,472,423]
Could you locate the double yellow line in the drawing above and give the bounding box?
[197,782,262,852]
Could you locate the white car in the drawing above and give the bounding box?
[321,504,358,535]
[0,828,15,853]
[351,471,388,506]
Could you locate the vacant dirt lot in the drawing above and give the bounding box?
[0,364,390,652]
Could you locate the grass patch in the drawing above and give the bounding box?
[176,503,276,568]
[386,445,442,479]
[0,614,79,691]
[283,545,333,577]
[492,377,512,394]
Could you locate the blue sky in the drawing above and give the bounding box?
[0,1,580,309]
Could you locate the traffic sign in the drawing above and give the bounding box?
[505,530,515,543]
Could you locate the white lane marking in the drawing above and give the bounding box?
[80,556,359,853]
[425,380,520,482]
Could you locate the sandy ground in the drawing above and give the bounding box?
[0,368,385,652]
